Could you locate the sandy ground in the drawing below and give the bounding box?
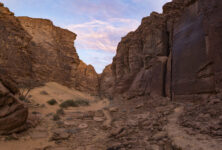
[0,82,222,150]
[0,82,110,150]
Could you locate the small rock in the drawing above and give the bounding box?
[78,123,88,129]
[209,98,221,105]
[136,113,150,120]
[110,127,125,137]
[51,129,70,141]
[109,107,119,112]
[94,110,104,117]
[64,121,76,126]
[136,104,143,109]
[152,131,167,141]
[93,117,105,122]
[83,111,94,118]
[127,119,138,127]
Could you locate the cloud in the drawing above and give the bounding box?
[1,0,172,72]
[66,18,140,52]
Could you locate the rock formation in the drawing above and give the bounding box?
[171,0,222,100]
[0,3,33,82]
[104,0,222,100]
[0,74,28,135]
[0,4,99,95]
[100,65,114,98]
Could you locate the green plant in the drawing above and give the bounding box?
[52,114,60,121]
[60,99,89,108]
[19,95,26,101]
[19,95,30,103]
[47,99,57,105]
[56,108,64,115]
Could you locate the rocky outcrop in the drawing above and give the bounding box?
[75,61,99,95]
[0,3,99,95]
[0,3,33,82]
[100,65,114,98]
[103,0,222,100]
[0,74,28,135]
[17,17,80,85]
[110,11,175,98]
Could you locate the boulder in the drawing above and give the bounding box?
[0,75,28,135]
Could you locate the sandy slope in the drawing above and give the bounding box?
[0,82,110,150]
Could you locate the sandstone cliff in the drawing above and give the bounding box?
[102,0,222,100]
[0,4,99,95]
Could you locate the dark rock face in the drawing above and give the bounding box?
[172,0,222,96]
[104,0,222,100]
[0,75,28,135]
[0,4,99,95]
[100,65,114,98]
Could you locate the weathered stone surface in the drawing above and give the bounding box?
[0,4,99,95]
[110,12,169,98]
[75,61,99,95]
[172,0,222,97]
[100,65,114,98]
[17,17,80,86]
[102,0,222,100]
[0,75,28,135]
[0,4,33,82]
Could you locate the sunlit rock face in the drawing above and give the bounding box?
[0,3,99,95]
[0,3,33,82]
[104,0,222,100]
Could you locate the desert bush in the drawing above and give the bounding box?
[19,95,30,103]
[56,108,65,115]
[47,99,57,105]
[53,114,60,121]
[60,99,89,108]
[19,95,26,101]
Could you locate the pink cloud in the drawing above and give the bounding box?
[66,18,140,52]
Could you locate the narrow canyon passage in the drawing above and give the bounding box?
[0,0,222,150]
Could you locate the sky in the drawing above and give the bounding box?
[1,0,171,73]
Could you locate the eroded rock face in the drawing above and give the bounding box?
[0,74,28,135]
[100,65,114,98]
[103,0,222,100]
[17,17,80,86]
[75,61,99,95]
[0,3,99,95]
[172,0,222,98]
[0,4,33,82]
[110,11,172,98]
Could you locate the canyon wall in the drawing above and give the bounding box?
[0,4,99,95]
[1,0,222,99]
[103,0,222,100]
[172,0,222,99]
